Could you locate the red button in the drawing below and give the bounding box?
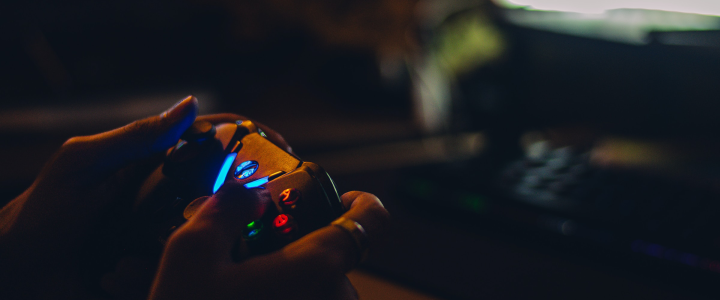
[274,214,289,228]
[273,214,295,235]
[279,188,300,206]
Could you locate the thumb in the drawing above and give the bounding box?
[164,180,270,266]
[47,96,198,185]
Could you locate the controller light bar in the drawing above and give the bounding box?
[244,176,269,189]
[213,153,238,193]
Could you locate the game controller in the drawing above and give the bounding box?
[130,119,345,258]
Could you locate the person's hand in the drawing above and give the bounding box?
[0,95,390,300]
[0,95,288,298]
[149,186,389,300]
[0,96,201,299]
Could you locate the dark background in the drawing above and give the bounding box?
[4,0,720,299]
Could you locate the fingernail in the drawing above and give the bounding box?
[161,95,197,120]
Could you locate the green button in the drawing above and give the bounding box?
[243,220,264,240]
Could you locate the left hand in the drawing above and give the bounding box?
[0,96,236,299]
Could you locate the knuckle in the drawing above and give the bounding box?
[359,193,389,219]
[46,136,95,180]
[370,202,390,222]
[57,136,92,159]
[60,136,86,152]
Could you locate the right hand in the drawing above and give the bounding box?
[148,179,390,300]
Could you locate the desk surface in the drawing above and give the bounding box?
[330,171,706,300]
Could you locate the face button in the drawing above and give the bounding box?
[274,214,288,227]
[235,161,259,179]
[273,214,295,235]
[279,188,300,207]
[243,220,263,240]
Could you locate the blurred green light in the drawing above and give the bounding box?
[244,220,263,240]
[459,193,488,213]
[406,179,436,200]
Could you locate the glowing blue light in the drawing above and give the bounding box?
[234,160,259,179]
[213,153,237,193]
[244,176,269,189]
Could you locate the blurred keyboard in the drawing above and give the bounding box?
[398,140,720,297]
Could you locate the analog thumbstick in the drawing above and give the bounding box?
[181,120,216,143]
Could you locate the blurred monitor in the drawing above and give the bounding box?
[399,2,720,297]
[434,0,720,138]
[493,0,720,45]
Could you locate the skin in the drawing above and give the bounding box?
[0,96,390,300]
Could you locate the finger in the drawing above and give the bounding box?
[42,96,198,186]
[287,192,389,271]
[339,192,388,247]
[164,180,270,266]
[225,192,389,285]
[197,113,292,154]
[195,113,245,125]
